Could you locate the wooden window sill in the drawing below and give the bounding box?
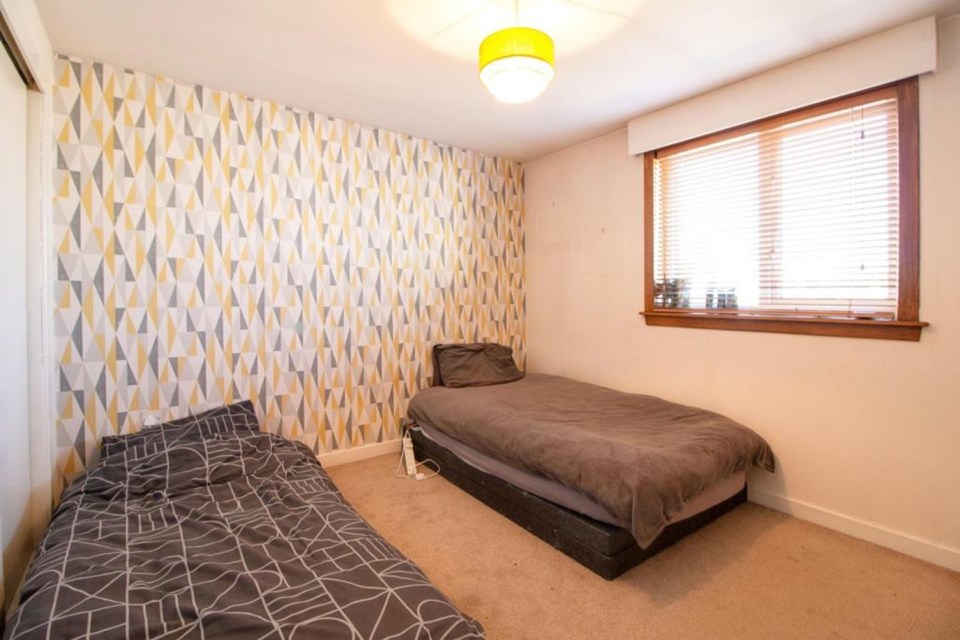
[640,311,929,341]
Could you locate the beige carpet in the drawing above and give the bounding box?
[328,455,960,640]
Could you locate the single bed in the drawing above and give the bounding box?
[406,344,774,580]
[6,402,484,640]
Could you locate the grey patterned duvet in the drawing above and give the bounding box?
[5,402,484,639]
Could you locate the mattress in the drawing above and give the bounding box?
[416,423,745,530]
[7,403,484,639]
[410,425,749,580]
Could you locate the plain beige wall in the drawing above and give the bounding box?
[524,15,960,566]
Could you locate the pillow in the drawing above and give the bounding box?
[100,400,260,459]
[432,343,524,388]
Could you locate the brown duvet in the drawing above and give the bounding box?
[408,374,774,548]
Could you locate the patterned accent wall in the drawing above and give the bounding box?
[51,56,525,490]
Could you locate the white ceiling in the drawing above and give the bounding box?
[36,0,960,161]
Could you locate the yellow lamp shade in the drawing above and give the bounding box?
[479,27,555,104]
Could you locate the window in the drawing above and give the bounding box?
[643,78,925,341]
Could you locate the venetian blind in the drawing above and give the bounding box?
[651,89,901,318]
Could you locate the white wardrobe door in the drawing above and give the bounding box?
[0,42,31,609]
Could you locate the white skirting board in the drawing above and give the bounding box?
[319,439,401,469]
[749,489,960,573]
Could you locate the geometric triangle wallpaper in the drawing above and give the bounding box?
[51,55,525,495]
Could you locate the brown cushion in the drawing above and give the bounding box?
[432,343,524,388]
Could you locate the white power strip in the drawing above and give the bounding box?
[402,434,419,478]
[395,429,439,481]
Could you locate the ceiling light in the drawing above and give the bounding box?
[479,26,555,104]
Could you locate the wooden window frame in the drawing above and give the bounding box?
[642,77,927,341]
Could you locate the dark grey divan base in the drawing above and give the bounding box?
[410,426,748,580]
